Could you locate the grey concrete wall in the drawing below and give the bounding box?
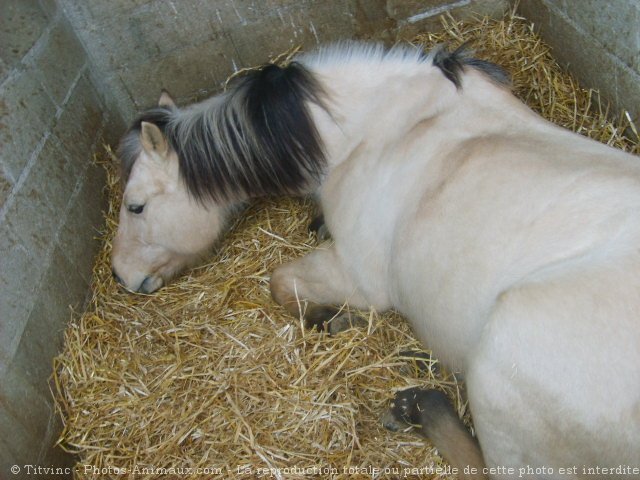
[59,0,509,120]
[6,0,638,475]
[0,0,124,474]
[518,0,640,127]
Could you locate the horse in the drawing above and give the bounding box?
[112,42,640,478]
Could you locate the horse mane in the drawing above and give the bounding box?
[429,43,510,88]
[299,41,510,89]
[118,43,508,199]
[119,62,327,203]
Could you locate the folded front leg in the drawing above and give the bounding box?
[270,244,369,333]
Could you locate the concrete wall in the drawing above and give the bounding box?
[5,0,638,475]
[0,0,508,474]
[518,0,640,127]
[60,0,509,120]
[0,0,124,473]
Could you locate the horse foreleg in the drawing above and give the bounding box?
[270,244,367,334]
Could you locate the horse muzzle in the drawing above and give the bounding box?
[112,268,163,294]
[138,275,163,294]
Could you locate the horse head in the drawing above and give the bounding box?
[111,92,231,293]
[111,62,327,293]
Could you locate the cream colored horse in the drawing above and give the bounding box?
[112,43,640,478]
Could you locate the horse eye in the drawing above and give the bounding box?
[128,204,144,214]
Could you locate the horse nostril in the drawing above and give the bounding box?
[112,269,124,286]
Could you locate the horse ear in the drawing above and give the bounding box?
[140,121,169,157]
[158,89,176,108]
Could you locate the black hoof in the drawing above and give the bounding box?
[390,388,450,427]
[380,409,409,432]
[304,305,341,332]
[308,214,331,241]
[328,312,367,334]
[304,306,365,335]
[308,214,325,233]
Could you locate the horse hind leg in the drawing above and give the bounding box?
[382,387,487,480]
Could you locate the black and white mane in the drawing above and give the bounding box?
[119,62,327,202]
[118,42,509,203]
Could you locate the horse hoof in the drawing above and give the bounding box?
[304,306,365,334]
[308,214,331,241]
[304,305,340,331]
[380,408,411,432]
[390,387,424,425]
[390,387,450,426]
[329,312,367,334]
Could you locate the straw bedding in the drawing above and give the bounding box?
[54,9,639,480]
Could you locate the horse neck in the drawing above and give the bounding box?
[306,60,463,169]
[315,63,549,171]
